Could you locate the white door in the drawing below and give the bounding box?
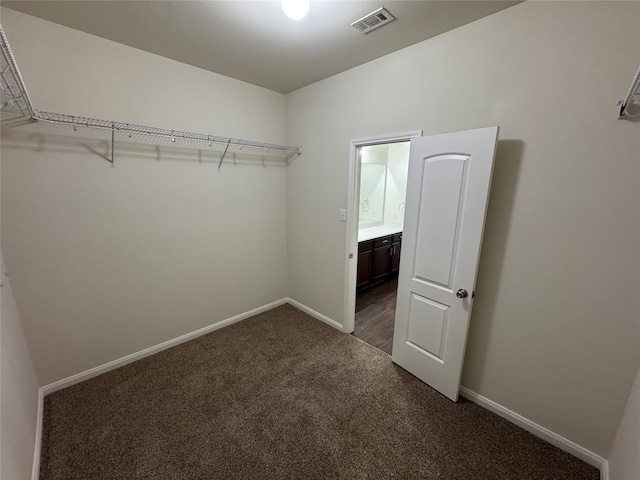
[391,126,498,401]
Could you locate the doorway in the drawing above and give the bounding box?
[343,131,422,352]
[344,127,498,400]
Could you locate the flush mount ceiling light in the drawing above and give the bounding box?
[281,0,309,20]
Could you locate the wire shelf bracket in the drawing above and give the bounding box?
[0,23,302,166]
[0,23,34,118]
[217,140,231,172]
[618,64,640,119]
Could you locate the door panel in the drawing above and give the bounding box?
[392,127,498,401]
[406,293,449,361]
[414,154,469,288]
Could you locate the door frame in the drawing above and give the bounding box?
[343,130,422,334]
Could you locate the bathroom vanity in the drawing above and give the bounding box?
[357,231,402,290]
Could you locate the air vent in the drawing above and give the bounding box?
[351,8,395,34]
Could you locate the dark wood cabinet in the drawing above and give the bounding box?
[371,235,393,282]
[357,233,401,290]
[356,240,373,289]
[372,243,392,281]
[390,232,402,274]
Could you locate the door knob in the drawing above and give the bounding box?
[456,288,468,298]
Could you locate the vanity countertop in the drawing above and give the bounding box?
[358,224,403,242]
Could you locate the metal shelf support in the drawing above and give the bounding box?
[618,64,640,119]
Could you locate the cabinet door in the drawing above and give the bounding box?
[371,245,392,282]
[391,241,401,274]
[357,250,373,288]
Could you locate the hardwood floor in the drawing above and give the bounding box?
[353,277,398,355]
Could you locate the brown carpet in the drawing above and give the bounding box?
[40,304,599,480]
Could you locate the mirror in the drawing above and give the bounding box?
[359,163,387,225]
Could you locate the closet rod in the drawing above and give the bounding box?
[0,23,302,160]
[618,64,640,119]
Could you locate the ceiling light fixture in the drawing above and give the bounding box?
[281,0,309,20]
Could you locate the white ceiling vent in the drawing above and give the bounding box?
[351,8,395,34]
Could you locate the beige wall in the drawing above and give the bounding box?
[1,254,39,478]
[0,8,289,385]
[285,1,640,457]
[609,364,640,479]
[2,0,640,464]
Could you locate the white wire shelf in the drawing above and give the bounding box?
[0,23,301,165]
[35,111,302,159]
[618,64,640,119]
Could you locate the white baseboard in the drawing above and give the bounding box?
[31,298,289,479]
[459,386,608,479]
[41,298,288,395]
[284,297,344,331]
[33,303,605,480]
[36,298,339,399]
[31,389,44,480]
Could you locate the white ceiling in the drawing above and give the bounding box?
[2,1,520,94]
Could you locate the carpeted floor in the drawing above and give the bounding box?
[40,304,599,479]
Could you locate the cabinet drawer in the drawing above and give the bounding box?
[358,240,373,254]
[373,236,392,248]
[393,232,402,243]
